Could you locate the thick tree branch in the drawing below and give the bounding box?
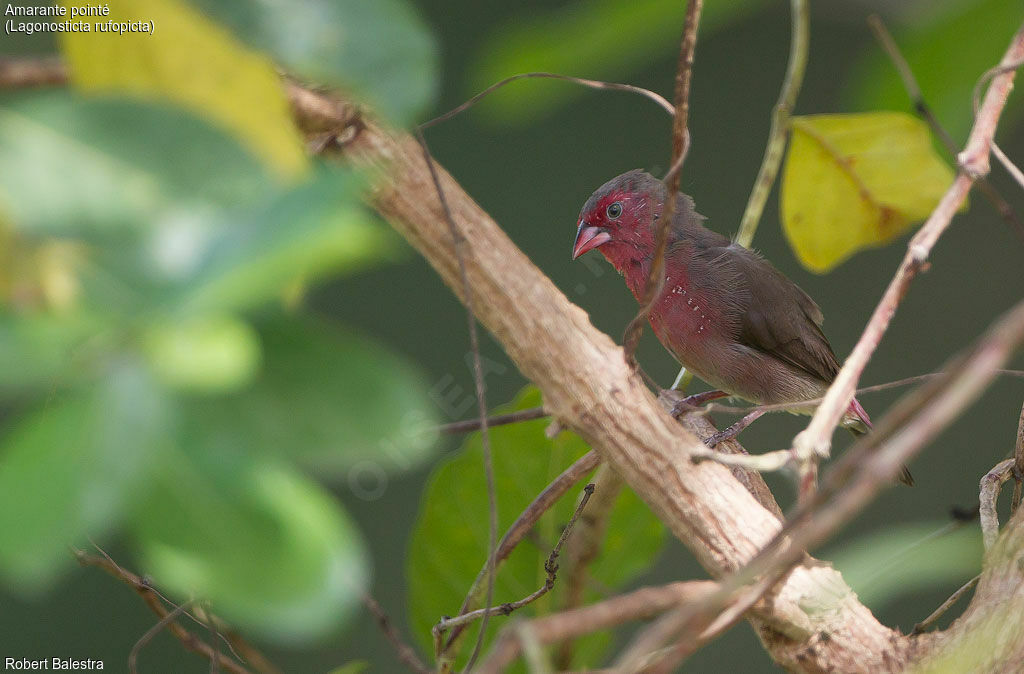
[323,84,907,674]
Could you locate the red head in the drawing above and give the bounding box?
[571,170,666,271]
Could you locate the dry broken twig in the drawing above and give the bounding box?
[434,483,596,637]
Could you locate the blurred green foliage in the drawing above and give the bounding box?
[847,0,1023,143]
[0,0,1020,669]
[468,0,769,124]
[0,0,439,644]
[406,388,665,669]
[828,521,982,611]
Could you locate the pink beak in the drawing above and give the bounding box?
[572,223,611,260]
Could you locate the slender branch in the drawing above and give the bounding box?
[973,56,1024,117]
[735,0,809,248]
[992,142,1024,192]
[0,56,65,87]
[413,129,498,673]
[867,14,1024,242]
[434,484,595,636]
[980,459,1017,551]
[361,594,431,674]
[442,451,600,654]
[477,580,718,673]
[73,549,264,674]
[555,465,623,668]
[623,0,703,361]
[129,599,197,674]
[438,407,547,434]
[913,575,980,634]
[420,72,673,128]
[1014,402,1024,512]
[792,20,1024,464]
[921,486,1024,670]
[442,369,1024,437]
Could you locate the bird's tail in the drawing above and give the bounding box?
[842,397,915,487]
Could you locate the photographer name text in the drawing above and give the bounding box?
[4,659,103,671]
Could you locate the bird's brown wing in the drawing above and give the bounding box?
[699,243,840,383]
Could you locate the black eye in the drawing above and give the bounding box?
[606,202,623,219]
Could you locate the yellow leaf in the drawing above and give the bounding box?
[780,112,955,272]
[58,0,307,180]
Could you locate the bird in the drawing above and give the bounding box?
[571,169,912,485]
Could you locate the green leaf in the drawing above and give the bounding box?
[58,0,308,179]
[0,93,270,234]
[847,0,1023,143]
[182,314,439,476]
[0,310,103,396]
[0,360,170,589]
[781,112,955,273]
[133,448,370,643]
[193,0,439,126]
[142,314,262,394]
[177,167,396,314]
[467,0,767,124]
[827,522,982,611]
[406,387,664,667]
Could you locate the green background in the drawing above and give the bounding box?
[1,0,1023,671]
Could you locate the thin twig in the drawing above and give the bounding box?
[442,451,600,655]
[735,0,809,248]
[992,142,1024,193]
[129,599,197,674]
[420,72,673,129]
[1014,402,1024,512]
[0,56,66,87]
[973,56,1024,117]
[622,0,703,362]
[912,575,980,634]
[74,549,264,674]
[439,407,548,434]
[555,465,624,668]
[980,459,1017,551]
[412,129,498,673]
[792,20,1024,469]
[476,580,718,673]
[442,370,1024,438]
[361,594,430,674]
[434,484,596,635]
[868,15,1024,242]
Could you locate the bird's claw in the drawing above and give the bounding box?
[703,431,730,448]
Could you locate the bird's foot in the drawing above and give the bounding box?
[668,390,729,418]
[703,429,735,448]
[701,409,766,446]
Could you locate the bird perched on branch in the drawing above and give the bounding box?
[571,169,912,485]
